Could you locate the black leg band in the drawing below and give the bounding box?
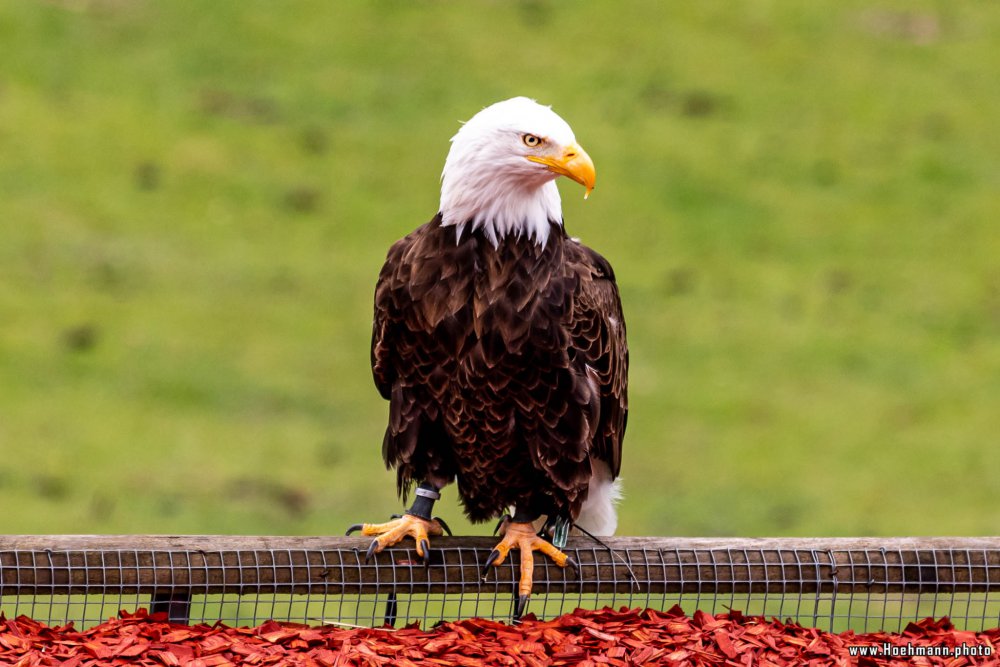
[406,482,440,520]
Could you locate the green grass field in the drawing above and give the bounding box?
[0,1,997,539]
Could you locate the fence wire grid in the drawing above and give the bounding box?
[1,536,997,633]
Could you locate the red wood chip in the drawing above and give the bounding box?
[715,628,738,659]
[0,606,997,666]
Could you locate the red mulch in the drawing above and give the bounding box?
[1,606,997,666]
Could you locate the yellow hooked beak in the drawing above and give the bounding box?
[527,142,596,199]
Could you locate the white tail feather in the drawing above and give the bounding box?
[573,461,622,536]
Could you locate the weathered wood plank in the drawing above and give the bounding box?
[1,536,997,596]
[3,535,1000,551]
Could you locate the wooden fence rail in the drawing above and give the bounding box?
[2,535,998,597]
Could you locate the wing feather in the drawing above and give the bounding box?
[565,240,628,478]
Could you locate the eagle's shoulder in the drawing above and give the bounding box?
[372,216,443,398]
[563,235,616,283]
[379,215,445,279]
[372,215,473,399]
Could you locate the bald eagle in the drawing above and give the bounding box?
[349,97,628,615]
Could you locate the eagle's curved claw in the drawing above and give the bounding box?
[514,594,530,621]
[433,516,453,536]
[481,548,502,581]
[365,540,379,563]
[419,539,431,566]
[565,556,579,575]
[345,524,364,536]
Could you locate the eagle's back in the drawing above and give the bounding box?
[372,215,627,522]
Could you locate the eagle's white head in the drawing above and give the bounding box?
[439,97,596,247]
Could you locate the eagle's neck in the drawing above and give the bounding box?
[439,174,562,248]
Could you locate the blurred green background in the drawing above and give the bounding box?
[0,0,997,538]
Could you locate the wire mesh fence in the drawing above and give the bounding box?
[1,536,997,633]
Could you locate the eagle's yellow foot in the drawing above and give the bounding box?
[345,514,447,565]
[480,521,578,619]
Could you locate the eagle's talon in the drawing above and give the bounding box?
[433,516,453,536]
[514,594,530,620]
[565,555,579,575]
[481,548,502,580]
[419,539,431,566]
[346,514,446,564]
[483,521,572,603]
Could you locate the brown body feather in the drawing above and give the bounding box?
[372,215,627,523]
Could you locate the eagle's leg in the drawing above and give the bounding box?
[345,482,448,565]
[534,515,572,548]
[481,511,578,620]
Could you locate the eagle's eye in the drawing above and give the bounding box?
[522,134,543,147]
